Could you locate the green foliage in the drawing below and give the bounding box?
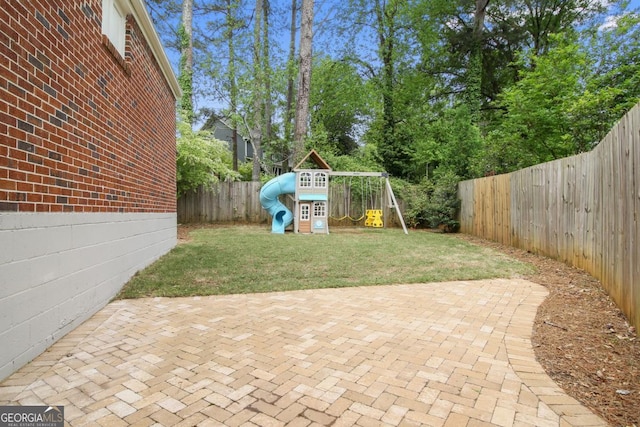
[390,171,461,231]
[176,118,239,197]
[478,34,587,173]
[326,151,382,174]
[412,105,482,180]
[304,125,332,156]
[391,178,431,229]
[337,0,426,180]
[576,10,640,146]
[424,170,461,232]
[304,140,382,174]
[368,117,416,179]
[477,17,640,175]
[310,58,373,155]
[237,161,254,181]
[465,45,482,124]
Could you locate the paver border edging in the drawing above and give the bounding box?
[503,280,608,426]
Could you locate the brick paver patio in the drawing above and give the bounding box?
[0,279,607,426]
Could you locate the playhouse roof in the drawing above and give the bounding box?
[293,150,332,171]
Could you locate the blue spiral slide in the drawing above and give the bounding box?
[259,172,296,234]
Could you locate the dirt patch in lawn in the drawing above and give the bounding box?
[456,234,639,427]
[177,223,194,244]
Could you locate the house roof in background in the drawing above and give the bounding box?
[201,114,232,131]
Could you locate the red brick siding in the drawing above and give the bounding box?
[0,0,177,213]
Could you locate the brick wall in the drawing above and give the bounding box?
[0,0,177,213]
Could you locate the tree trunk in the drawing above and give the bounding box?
[251,0,264,181]
[376,1,394,139]
[467,0,489,124]
[374,0,400,176]
[283,0,297,171]
[182,0,193,71]
[180,0,194,124]
[226,0,239,171]
[292,0,313,166]
[263,0,273,149]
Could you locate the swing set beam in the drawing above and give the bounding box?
[328,171,408,235]
[329,172,388,178]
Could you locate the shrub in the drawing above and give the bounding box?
[390,172,461,231]
[424,170,461,232]
[390,178,431,228]
[238,161,254,181]
[176,119,239,197]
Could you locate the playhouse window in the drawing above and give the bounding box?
[102,0,127,57]
[314,172,327,188]
[314,202,326,218]
[300,204,310,220]
[299,172,312,188]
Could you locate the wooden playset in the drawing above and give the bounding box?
[259,150,407,234]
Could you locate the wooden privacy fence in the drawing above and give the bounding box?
[177,180,406,228]
[459,103,640,330]
[178,182,268,224]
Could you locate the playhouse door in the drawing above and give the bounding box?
[299,203,311,234]
[312,201,327,234]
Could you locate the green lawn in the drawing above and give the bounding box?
[116,226,534,299]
